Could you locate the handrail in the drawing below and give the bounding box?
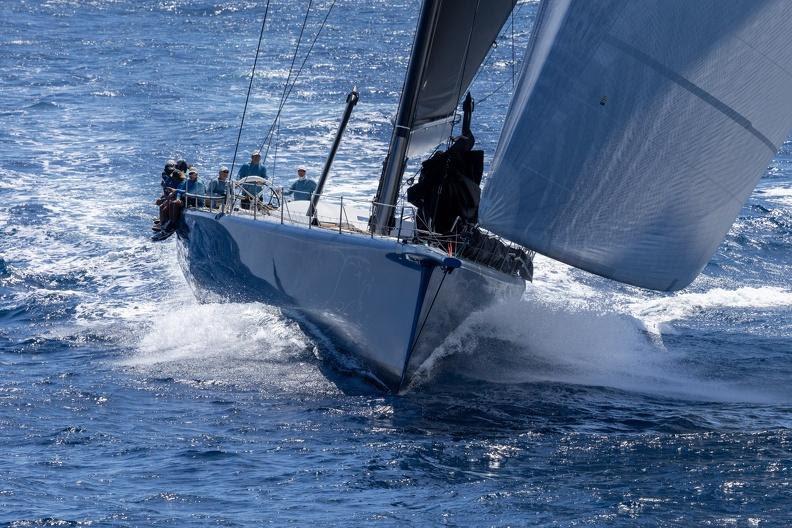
[185,184,416,221]
[184,183,416,240]
[181,184,531,277]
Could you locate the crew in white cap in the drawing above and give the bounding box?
[207,165,231,209]
[284,165,317,201]
[179,167,206,208]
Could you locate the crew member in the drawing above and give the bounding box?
[161,159,176,191]
[156,169,185,230]
[237,150,267,179]
[158,168,205,233]
[175,159,189,175]
[207,166,230,209]
[180,167,207,208]
[284,166,317,201]
[237,150,268,208]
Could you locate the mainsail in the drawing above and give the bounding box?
[407,0,517,156]
[479,0,792,291]
[373,0,515,233]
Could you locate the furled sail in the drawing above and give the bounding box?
[407,0,516,156]
[479,0,792,291]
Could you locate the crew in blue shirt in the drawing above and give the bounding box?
[237,150,267,179]
[237,150,268,205]
[207,166,230,209]
[176,167,207,207]
[284,166,317,201]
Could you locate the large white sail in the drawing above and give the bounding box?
[479,0,792,291]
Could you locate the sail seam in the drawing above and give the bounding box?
[602,34,778,154]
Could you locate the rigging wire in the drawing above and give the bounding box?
[457,1,525,110]
[476,77,512,106]
[400,143,441,191]
[260,0,314,163]
[272,118,280,184]
[260,0,337,166]
[399,266,451,391]
[229,0,271,179]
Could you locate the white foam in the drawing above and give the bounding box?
[626,286,792,334]
[120,301,340,395]
[755,184,792,206]
[409,292,783,403]
[411,294,661,388]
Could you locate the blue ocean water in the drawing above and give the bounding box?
[1,0,791,525]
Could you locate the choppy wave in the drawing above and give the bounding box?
[1,0,791,524]
[627,286,792,334]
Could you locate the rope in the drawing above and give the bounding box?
[229,0,270,179]
[261,0,337,161]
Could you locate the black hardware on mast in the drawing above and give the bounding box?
[308,88,360,220]
[461,92,474,138]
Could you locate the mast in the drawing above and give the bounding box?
[371,0,442,235]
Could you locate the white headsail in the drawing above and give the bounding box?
[479,0,792,291]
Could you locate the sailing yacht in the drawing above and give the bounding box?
[176,0,792,391]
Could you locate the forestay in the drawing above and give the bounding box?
[407,0,516,156]
[479,0,792,291]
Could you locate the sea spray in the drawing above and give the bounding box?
[625,286,792,335]
[410,290,786,403]
[120,301,338,395]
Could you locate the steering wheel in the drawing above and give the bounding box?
[237,176,280,210]
[256,180,281,209]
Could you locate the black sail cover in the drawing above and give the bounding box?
[407,140,484,234]
[406,0,517,156]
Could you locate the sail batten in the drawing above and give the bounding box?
[480,0,792,291]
